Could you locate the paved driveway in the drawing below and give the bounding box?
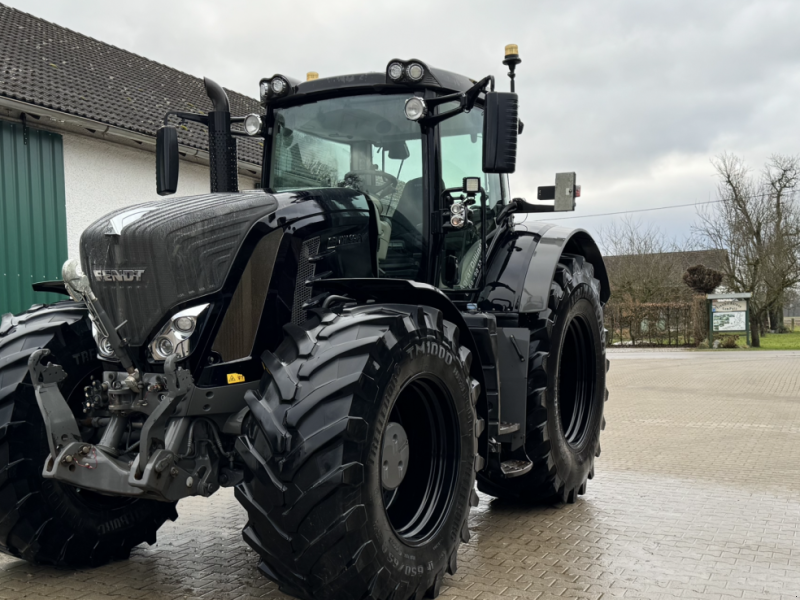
[2,350,800,599]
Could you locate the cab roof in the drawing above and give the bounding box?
[268,63,479,107]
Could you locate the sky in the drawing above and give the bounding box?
[7,0,800,245]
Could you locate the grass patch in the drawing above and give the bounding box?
[758,329,800,350]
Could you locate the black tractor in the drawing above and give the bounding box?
[0,46,609,600]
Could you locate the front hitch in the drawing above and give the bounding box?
[28,349,146,497]
[27,350,216,502]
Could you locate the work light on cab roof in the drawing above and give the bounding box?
[386,58,428,83]
[259,73,299,104]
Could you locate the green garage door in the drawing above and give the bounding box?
[0,119,68,315]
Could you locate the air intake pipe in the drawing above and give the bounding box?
[204,78,239,193]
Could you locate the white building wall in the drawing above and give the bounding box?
[62,132,258,258]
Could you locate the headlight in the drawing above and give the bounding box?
[404,97,427,121]
[259,75,298,104]
[244,114,263,136]
[271,78,287,94]
[450,214,466,228]
[385,59,429,84]
[174,315,195,333]
[149,304,210,361]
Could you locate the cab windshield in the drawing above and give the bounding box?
[269,93,502,286]
[270,94,425,278]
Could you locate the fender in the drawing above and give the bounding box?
[480,221,610,314]
[313,278,481,370]
[313,278,487,403]
[31,281,70,296]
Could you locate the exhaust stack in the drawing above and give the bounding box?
[204,78,239,194]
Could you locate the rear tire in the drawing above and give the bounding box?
[478,254,607,504]
[0,303,178,567]
[236,304,481,600]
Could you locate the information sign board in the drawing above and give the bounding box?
[711,299,748,332]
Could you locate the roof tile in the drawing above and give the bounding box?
[0,3,263,165]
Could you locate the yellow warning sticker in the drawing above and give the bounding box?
[226,373,245,384]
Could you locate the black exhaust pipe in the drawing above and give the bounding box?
[204,78,238,193]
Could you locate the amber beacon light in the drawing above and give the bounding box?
[503,44,522,92]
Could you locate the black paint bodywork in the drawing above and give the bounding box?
[73,62,610,474]
[79,187,378,384]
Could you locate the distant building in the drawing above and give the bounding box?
[604,249,727,278]
[0,4,263,314]
[603,249,728,299]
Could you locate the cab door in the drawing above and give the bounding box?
[438,108,504,290]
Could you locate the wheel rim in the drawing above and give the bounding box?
[557,313,597,447]
[381,375,459,546]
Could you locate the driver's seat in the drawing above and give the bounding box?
[392,177,424,232]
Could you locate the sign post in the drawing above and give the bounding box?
[707,293,752,346]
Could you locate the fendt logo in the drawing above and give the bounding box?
[93,269,145,282]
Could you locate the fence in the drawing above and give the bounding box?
[604,298,707,346]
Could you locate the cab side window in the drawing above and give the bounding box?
[440,107,503,211]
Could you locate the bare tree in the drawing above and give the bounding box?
[762,155,800,330]
[600,217,688,304]
[695,153,800,346]
[600,218,696,345]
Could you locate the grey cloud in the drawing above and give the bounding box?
[8,0,799,242]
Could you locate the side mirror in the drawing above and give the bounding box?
[156,126,179,196]
[482,92,518,174]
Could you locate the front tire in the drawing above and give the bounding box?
[478,254,607,504]
[236,305,481,600]
[0,303,178,566]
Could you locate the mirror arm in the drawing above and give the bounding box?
[463,75,494,109]
[162,110,209,127]
[495,198,554,224]
[419,75,495,127]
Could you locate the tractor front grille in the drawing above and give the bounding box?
[80,191,278,346]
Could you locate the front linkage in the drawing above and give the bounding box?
[27,260,244,502]
[27,346,234,502]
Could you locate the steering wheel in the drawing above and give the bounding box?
[344,170,398,199]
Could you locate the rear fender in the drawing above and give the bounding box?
[480,222,609,314]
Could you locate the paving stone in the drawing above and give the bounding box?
[2,351,800,599]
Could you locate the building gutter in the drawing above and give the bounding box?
[0,96,262,178]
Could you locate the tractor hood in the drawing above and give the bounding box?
[80,191,279,347]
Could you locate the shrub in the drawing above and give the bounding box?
[683,265,723,295]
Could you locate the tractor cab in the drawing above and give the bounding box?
[155,50,567,303]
